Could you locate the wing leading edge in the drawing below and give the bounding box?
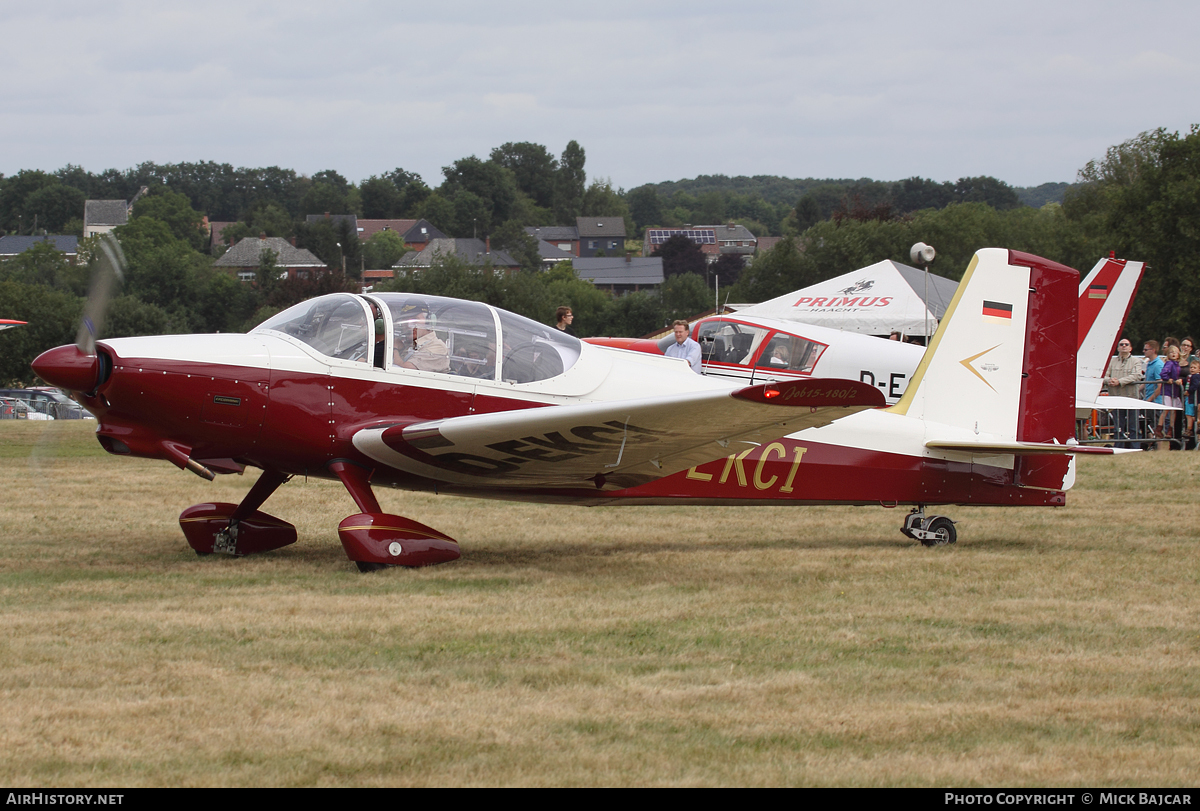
[354,378,885,491]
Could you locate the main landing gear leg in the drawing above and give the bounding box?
[901,505,957,547]
[327,460,461,572]
[179,469,298,557]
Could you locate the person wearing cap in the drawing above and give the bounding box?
[393,302,450,372]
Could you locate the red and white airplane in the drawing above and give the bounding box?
[590,255,1148,414]
[33,248,1122,571]
[0,319,28,331]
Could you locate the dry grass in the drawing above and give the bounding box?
[1,420,1197,786]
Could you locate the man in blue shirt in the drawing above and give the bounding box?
[1142,340,1164,449]
[664,320,702,374]
[1143,340,1164,404]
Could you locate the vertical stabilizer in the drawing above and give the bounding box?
[1076,257,1145,405]
[891,248,1079,444]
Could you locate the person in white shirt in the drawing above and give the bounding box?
[663,320,702,374]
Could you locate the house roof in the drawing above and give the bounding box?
[535,239,575,262]
[358,218,447,243]
[394,238,519,269]
[573,257,663,286]
[525,225,579,242]
[576,217,626,238]
[83,200,129,227]
[0,235,79,256]
[207,221,238,245]
[358,219,417,240]
[754,236,783,254]
[709,223,757,241]
[213,237,326,268]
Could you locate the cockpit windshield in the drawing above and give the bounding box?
[379,294,497,380]
[694,317,827,374]
[256,293,582,383]
[495,309,581,384]
[254,294,370,360]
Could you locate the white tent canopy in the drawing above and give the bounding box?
[737,260,959,337]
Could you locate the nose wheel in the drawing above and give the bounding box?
[901,507,957,546]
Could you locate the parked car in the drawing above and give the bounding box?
[0,388,91,419]
[26,387,93,419]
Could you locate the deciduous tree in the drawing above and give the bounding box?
[554,141,586,224]
[653,234,706,278]
[490,142,558,209]
[440,157,519,230]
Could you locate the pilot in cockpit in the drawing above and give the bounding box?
[392,300,450,373]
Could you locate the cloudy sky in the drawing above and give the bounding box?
[2,1,1197,190]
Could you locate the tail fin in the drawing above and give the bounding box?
[1076,256,1145,405]
[890,248,1078,444]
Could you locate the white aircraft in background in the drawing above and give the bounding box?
[589,255,1153,413]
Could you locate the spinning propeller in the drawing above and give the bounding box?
[32,234,126,394]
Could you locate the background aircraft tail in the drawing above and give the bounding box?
[1076,256,1145,406]
[891,248,1078,446]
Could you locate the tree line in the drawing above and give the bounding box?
[1,142,1055,248]
[2,128,1197,386]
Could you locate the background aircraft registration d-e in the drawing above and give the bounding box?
[33,247,1124,571]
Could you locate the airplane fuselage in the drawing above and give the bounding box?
[81,330,1065,512]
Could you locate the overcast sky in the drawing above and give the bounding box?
[2,1,1196,191]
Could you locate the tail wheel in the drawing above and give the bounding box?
[921,516,957,547]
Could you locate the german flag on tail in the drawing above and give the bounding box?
[982,300,1013,322]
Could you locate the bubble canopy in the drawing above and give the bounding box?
[253,292,582,384]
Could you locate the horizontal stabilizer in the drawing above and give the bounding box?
[1081,395,1176,412]
[926,440,1135,455]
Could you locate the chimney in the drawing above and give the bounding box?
[290,236,297,247]
[259,231,267,240]
[625,251,632,263]
[485,236,490,254]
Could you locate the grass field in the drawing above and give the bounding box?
[1,420,1197,786]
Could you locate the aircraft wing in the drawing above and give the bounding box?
[354,378,884,490]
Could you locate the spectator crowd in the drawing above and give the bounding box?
[1105,336,1200,449]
